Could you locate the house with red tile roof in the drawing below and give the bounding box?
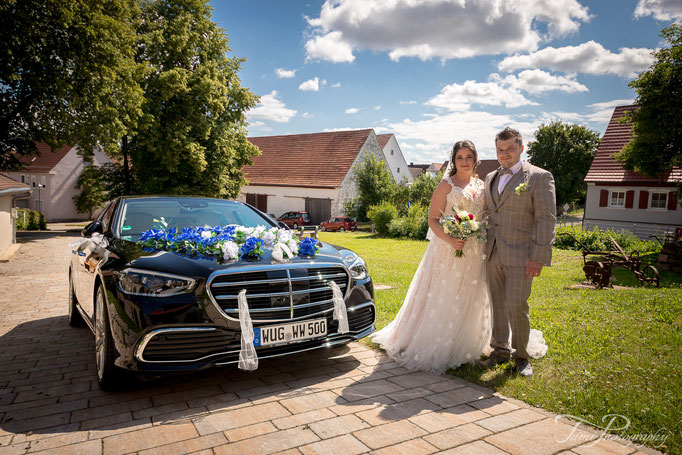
[0,175,32,256]
[4,143,112,221]
[243,129,394,223]
[583,105,681,238]
[376,134,412,184]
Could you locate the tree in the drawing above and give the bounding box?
[617,24,682,198]
[527,121,600,206]
[129,0,260,197]
[352,152,396,221]
[409,172,441,208]
[0,0,144,169]
[73,165,107,219]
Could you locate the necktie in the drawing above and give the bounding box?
[498,168,512,175]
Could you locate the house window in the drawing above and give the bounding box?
[391,149,394,155]
[20,175,25,183]
[397,167,400,173]
[650,192,667,209]
[31,175,36,187]
[609,190,625,207]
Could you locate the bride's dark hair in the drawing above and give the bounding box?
[448,140,479,177]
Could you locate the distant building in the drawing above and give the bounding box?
[0,175,31,256]
[583,105,681,238]
[4,143,112,221]
[377,134,412,183]
[243,129,400,224]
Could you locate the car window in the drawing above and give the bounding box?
[116,198,276,241]
[99,201,117,231]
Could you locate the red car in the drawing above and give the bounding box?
[277,211,312,229]
[320,216,357,232]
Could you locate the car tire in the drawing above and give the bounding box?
[94,285,123,389]
[68,271,85,327]
[339,226,345,232]
[321,226,326,231]
[293,223,299,229]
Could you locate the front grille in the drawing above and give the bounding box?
[141,329,239,361]
[207,264,350,322]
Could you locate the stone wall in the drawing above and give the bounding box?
[657,239,682,273]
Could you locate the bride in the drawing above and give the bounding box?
[372,140,492,374]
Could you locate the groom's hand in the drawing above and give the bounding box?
[525,261,543,278]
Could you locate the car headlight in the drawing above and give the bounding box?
[340,250,369,280]
[117,268,196,297]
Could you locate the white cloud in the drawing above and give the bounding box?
[305,0,591,63]
[400,100,417,105]
[331,82,341,88]
[321,79,328,86]
[249,121,266,127]
[586,98,635,123]
[345,107,360,114]
[378,110,540,161]
[494,70,588,95]
[498,41,655,78]
[299,77,320,91]
[302,112,313,119]
[634,0,682,21]
[247,91,297,123]
[374,105,381,110]
[305,31,355,62]
[275,68,296,78]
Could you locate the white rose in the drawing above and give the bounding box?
[470,221,479,231]
[277,229,293,243]
[286,238,299,254]
[221,241,239,260]
[250,225,266,238]
[201,230,212,240]
[261,229,277,246]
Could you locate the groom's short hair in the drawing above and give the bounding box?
[496,127,523,147]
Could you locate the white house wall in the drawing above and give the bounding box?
[584,183,682,238]
[382,135,413,183]
[336,131,388,216]
[237,186,338,218]
[0,196,12,256]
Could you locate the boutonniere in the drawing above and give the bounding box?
[514,182,529,195]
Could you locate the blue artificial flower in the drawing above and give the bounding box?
[298,237,319,257]
[240,237,264,257]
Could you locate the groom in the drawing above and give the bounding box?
[482,127,556,377]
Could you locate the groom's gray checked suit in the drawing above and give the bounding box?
[484,161,556,360]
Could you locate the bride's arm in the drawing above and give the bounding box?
[428,181,464,249]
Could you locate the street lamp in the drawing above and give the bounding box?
[36,183,43,213]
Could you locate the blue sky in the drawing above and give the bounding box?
[211,0,681,163]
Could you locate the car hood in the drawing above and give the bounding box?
[109,237,348,278]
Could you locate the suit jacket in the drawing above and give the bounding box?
[484,161,556,267]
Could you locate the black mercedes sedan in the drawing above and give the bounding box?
[69,196,375,388]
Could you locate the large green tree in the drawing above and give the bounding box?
[527,121,600,206]
[129,0,260,197]
[617,24,682,198]
[0,0,144,169]
[353,152,396,221]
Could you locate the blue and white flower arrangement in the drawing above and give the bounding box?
[138,225,315,261]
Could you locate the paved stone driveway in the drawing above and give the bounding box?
[0,227,659,455]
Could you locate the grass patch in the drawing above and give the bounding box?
[319,231,682,454]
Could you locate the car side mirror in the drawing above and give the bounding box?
[81,220,104,238]
[278,221,290,230]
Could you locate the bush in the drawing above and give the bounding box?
[555,226,661,255]
[367,201,398,236]
[387,203,429,240]
[15,208,46,230]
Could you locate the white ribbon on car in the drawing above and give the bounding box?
[329,281,349,333]
[237,289,258,371]
[271,242,294,262]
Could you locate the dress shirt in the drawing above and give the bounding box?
[497,160,523,194]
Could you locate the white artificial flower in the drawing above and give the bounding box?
[201,230,212,240]
[238,226,254,237]
[286,238,299,254]
[277,229,293,243]
[221,241,239,260]
[250,225,266,238]
[261,229,277,246]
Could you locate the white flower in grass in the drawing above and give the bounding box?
[221,241,239,260]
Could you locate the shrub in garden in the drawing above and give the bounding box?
[15,209,46,230]
[38,212,47,230]
[367,201,398,236]
[555,226,661,255]
[386,203,429,240]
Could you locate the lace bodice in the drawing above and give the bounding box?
[443,177,486,220]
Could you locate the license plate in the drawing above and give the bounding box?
[253,319,327,347]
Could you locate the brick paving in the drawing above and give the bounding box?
[0,227,663,454]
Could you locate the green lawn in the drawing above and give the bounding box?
[319,231,682,454]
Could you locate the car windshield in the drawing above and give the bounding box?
[116,197,274,241]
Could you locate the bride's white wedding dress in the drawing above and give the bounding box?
[372,176,547,374]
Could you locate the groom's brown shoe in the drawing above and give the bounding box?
[514,359,533,377]
[481,356,509,368]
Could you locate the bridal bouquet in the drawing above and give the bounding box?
[439,210,486,258]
